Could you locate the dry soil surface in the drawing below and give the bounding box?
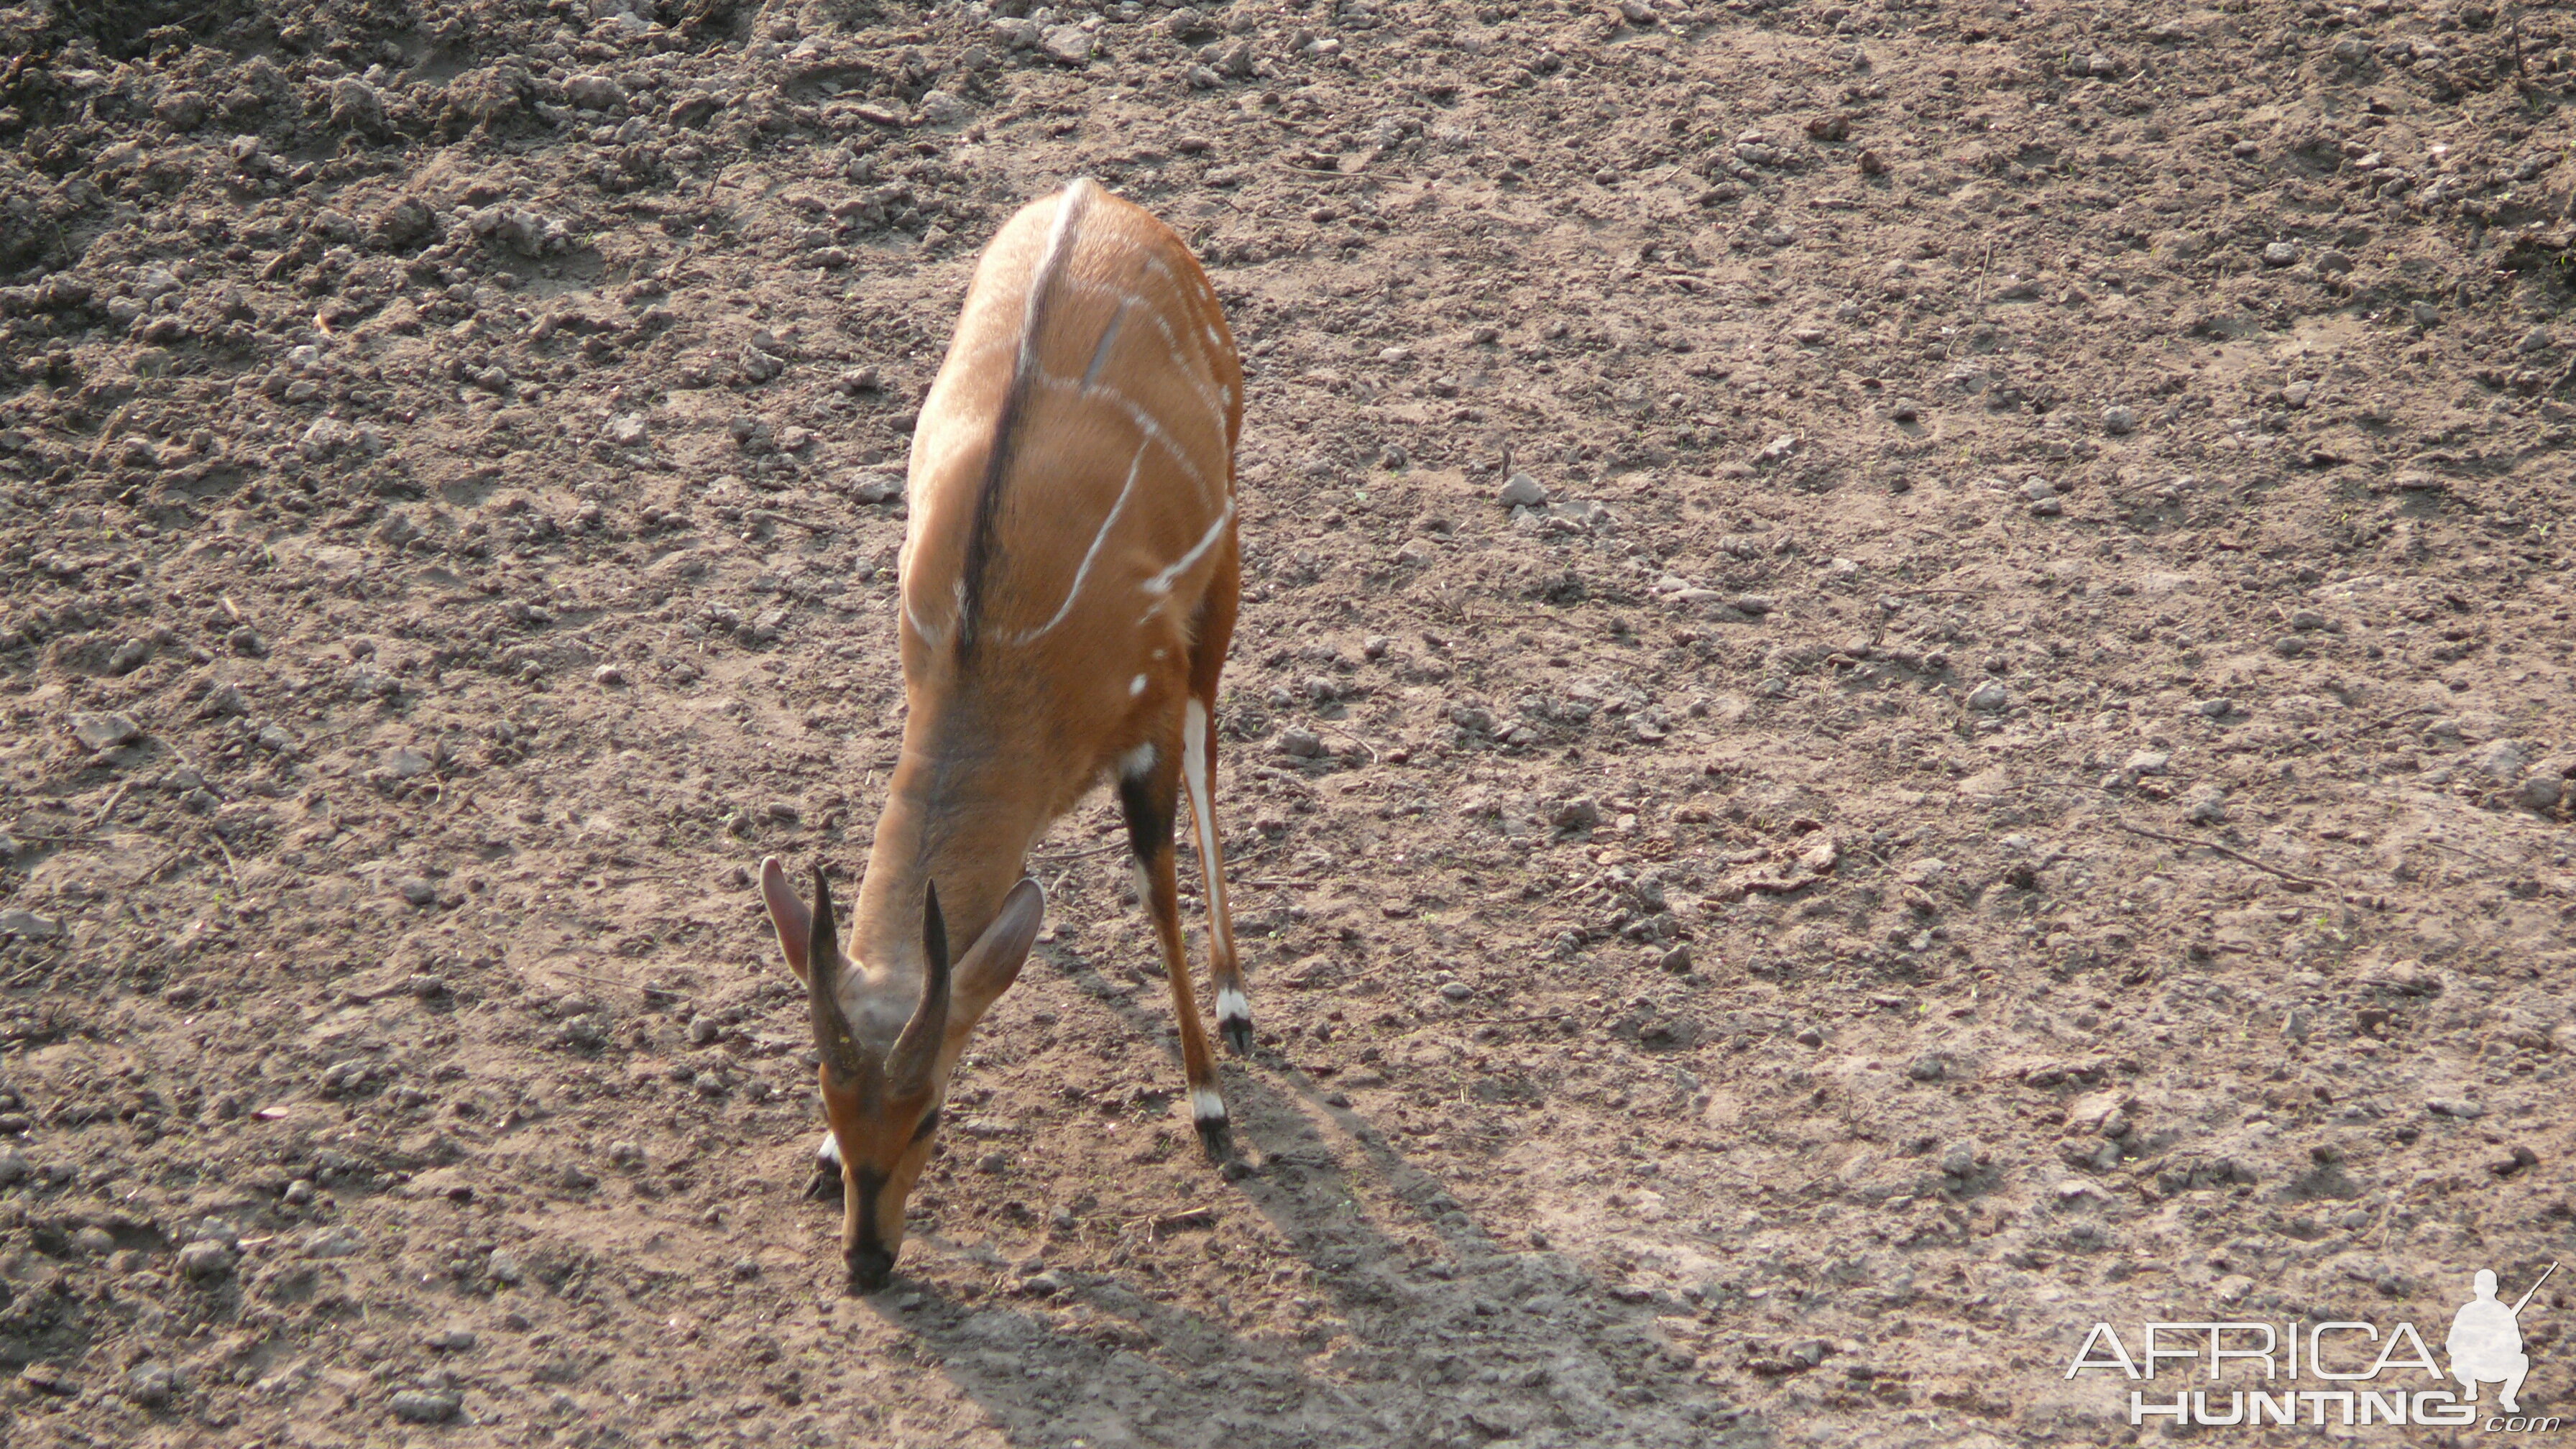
[2,0,2575,1445]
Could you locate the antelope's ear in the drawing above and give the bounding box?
[759,856,814,984]
[954,878,1045,1024]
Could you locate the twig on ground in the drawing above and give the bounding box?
[2113,821,2332,890]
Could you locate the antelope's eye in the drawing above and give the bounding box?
[911,1108,941,1144]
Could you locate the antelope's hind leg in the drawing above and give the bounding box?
[1186,545,1249,1056]
[1121,735,1233,1163]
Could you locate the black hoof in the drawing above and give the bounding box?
[804,1166,843,1203]
[1196,1116,1234,1164]
[1220,1016,1254,1057]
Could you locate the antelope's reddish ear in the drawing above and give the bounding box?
[954,877,1044,1022]
[759,856,813,983]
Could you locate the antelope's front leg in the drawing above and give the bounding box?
[1120,739,1233,1162]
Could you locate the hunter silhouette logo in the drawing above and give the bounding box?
[2451,1264,2556,1415]
[2064,1262,2561,1430]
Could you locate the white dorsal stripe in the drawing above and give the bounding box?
[1007,438,1151,646]
[1020,180,1095,379]
[1143,500,1233,597]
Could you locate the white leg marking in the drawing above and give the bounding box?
[1008,439,1151,646]
[1215,987,1250,1026]
[816,1133,842,1168]
[1190,1087,1228,1124]
[1120,741,1158,781]
[1182,698,1235,965]
[1144,502,1236,597]
[1130,673,1149,697]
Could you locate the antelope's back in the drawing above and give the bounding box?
[902,181,1243,668]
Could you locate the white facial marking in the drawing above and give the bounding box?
[1130,673,1148,697]
[1184,697,1233,963]
[1215,987,1251,1025]
[1190,1087,1228,1124]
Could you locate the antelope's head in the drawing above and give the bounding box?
[758,857,1042,1292]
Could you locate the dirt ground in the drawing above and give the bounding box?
[1,0,2574,1444]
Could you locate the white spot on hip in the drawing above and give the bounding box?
[1130,673,1149,696]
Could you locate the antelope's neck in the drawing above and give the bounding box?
[853,694,1051,979]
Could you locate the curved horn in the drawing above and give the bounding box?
[885,882,952,1093]
[806,866,876,1094]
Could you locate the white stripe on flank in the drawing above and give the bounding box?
[1020,180,1095,378]
[1144,502,1234,597]
[1083,295,1135,388]
[1215,987,1249,1026]
[1008,439,1151,646]
[1190,1087,1227,1124]
[1182,697,1233,965]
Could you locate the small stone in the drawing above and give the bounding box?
[1889,397,1920,422]
[2518,327,2554,355]
[0,1151,27,1185]
[1657,943,1694,974]
[603,413,648,447]
[397,877,438,907]
[73,1225,116,1256]
[1906,1054,1945,1082]
[1498,472,1548,508]
[919,90,972,127]
[2317,249,2355,274]
[565,73,627,109]
[328,78,385,134]
[2261,242,2299,267]
[2185,785,2230,824]
[423,1325,479,1351]
[177,1239,234,1280]
[389,1389,461,1423]
[2427,1097,2485,1121]
[2519,775,2563,812]
[489,1249,524,1283]
[1439,980,1474,1002]
[1965,681,2010,712]
[1551,796,1603,831]
[70,712,141,751]
[2271,635,2307,658]
[594,665,625,686]
[609,1140,645,1167]
[228,625,267,656]
[1274,727,1324,758]
[2470,739,2529,782]
[202,683,249,716]
[126,1362,178,1408]
[0,910,63,940]
[1040,24,1096,65]
[1939,1141,1984,1177]
[2196,699,2235,718]
[1793,1025,1825,1047]
[2122,749,2171,776]
[2102,405,2138,435]
[976,1151,1009,1173]
[2411,301,2442,328]
[1726,594,1776,616]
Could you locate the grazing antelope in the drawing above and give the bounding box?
[758,178,1248,1290]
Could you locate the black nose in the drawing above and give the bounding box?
[847,1243,896,1293]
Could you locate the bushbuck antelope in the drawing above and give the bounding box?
[758,178,1248,1289]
